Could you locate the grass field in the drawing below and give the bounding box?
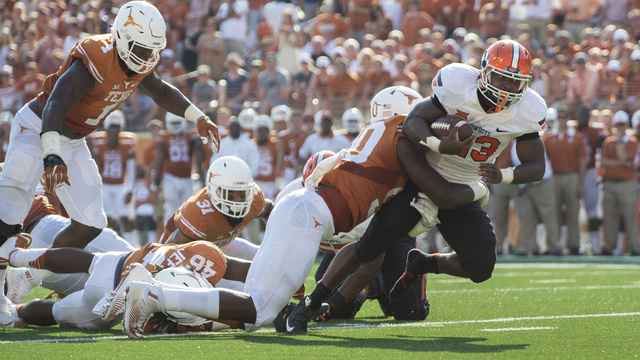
[2,256,640,359]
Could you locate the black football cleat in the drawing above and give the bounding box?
[389,249,424,300]
[274,302,296,333]
[284,296,317,335]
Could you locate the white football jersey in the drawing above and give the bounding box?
[429,63,547,184]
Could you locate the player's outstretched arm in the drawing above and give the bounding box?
[396,137,475,210]
[165,228,198,245]
[40,59,96,192]
[478,137,546,184]
[139,71,220,152]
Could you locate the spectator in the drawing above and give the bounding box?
[34,22,62,68]
[401,0,435,48]
[181,12,203,73]
[81,11,100,36]
[560,0,600,44]
[489,141,520,255]
[347,0,372,43]
[196,18,225,80]
[433,0,465,35]
[311,1,350,41]
[522,0,553,44]
[361,55,391,107]
[479,0,509,40]
[216,0,250,58]
[567,52,598,109]
[597,60,624,109]
[263,0,299,35]
[365,3,393,40]
[0,65,19,113]
[622,50,640,109]
[416,63,433,97]
[258,52,292,112]
[221,53,250,113]
[191,65,217,115]
[14,61,44,106]
[308,35,330,63]
[276,10,304,76]
[291,53,314,110]
[576,105,608,255]
[216,107,233,135]
[253,115,281,200]
[306,56,332,112]
[391,54,417,88]
[409,42,442,76]
[297,110,351,167]
[600,111,640,256]
[529,58,547,99]
[326,57,359,116]
[212,118,260,174]
[277,109,308,185]
[62,17,88,58]
[542,105,587,255]
[600,0,632,29]
[629,8,640,42]
[554,30,578,63]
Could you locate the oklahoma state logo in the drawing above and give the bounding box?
[124,8,144,30]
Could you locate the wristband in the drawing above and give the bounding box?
[41,131,62,158]
[419,136,441,153]
[500,167,515,184]
[184,104,206,123]
[469,181,489,201]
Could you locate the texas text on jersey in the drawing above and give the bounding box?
[430,63,547,184]
[160,186,266,247]
[35,35,150,135]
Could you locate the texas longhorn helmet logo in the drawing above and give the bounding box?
[390,89,420,105]
[124,8,144,30]
[208,173,221,182]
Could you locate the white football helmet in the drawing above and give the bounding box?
[370,86,423,122]
[103,110,125,129]
[153,267,213,326]
[270,105,292,123]
[632,110,640,130]
[238,108,257,130]
[165,112,187,135]
[314,110,333,130]
[206,156,255,218]
[253,114,273,132]
[342,108,364,133]
[111,1,166,74]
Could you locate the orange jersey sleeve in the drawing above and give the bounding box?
[255,139,278,182]
[37,35,149,135]
[319,115,409,230]
[156,130,194,178]
[123,242,227,286]
[171,187,266,248]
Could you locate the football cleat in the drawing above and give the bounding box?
[121,281,163,339]
[6,268,40,304]
[273,302,297,333]
[283,296,319,335]
[389,249,425,300]
[0,233,32,266]
[0,295,27,328]
[101,263,155,322]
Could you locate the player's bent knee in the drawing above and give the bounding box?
[467,265,494,283]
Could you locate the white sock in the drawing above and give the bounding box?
[614,233,625,255]
[163,288,220,319]
[9,249,48,268]
[590,231,600,255]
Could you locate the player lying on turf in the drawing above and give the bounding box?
[281,40,548,335]
[0,237,249,330]
[99,86,490,339]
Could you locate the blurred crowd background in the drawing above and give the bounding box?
[1,0,640,256]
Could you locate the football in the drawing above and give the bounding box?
[430,115,474,141]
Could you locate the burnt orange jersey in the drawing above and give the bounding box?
[23,193,64,228]
[133,178,154,208]
[279,130,308,171]
[122,242,227,286]
[161,186,266,248]
[255,138,278,182]
[36,35,151,135]
[155,130,195,178]
[89,131,137,184]
[319,115,409,231]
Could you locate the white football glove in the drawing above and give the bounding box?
[408,192,440,237]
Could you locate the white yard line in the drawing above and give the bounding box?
[480,327,557,332]
[2,312,639,344]
[429,284,640,294]
[529,279,576,284]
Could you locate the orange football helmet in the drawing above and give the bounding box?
[478,40,532,112]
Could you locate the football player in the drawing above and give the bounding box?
[160,156,273,264]
[0,239,247,330]
[341,108,364,142]
[100,87,488,339]
[253,115,283,201]
[155,112,204,224]
[0,1,221,293]
[87,110,137,245]
[276,109,308,190]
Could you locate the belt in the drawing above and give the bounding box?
[113,252,133,289]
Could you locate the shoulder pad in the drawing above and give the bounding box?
[73,35,115,84]
[431,64,479,108]
[517,90,548,132]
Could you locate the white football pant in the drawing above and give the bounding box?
[162,173,194,224]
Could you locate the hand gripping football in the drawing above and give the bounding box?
[430,115,474,141]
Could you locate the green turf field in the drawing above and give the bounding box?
[2,257,640,359]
